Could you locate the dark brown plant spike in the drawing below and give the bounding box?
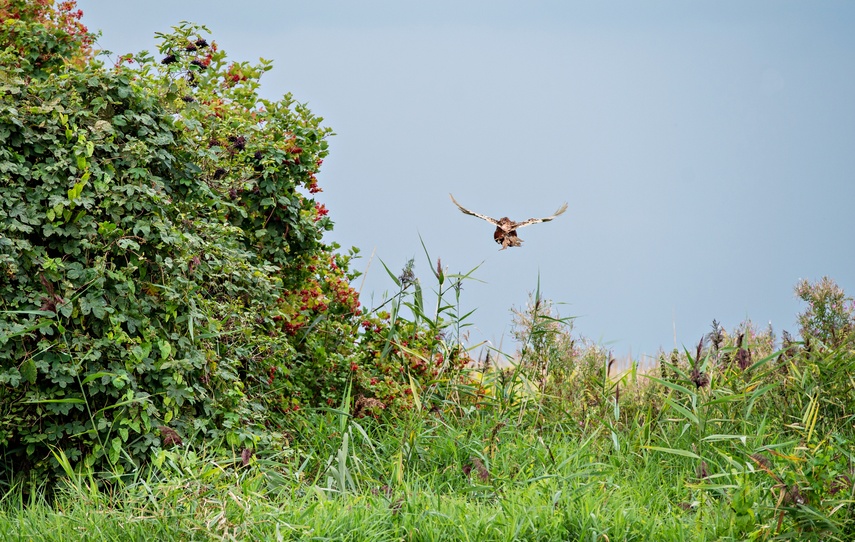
[736,349,751,370]
[38,274,64,314]
[462,457,490,483]
[187,255,201,274]
[750,453,772,472]
[780,330,798,362]
[690,336,709,388]
[482,350,492,371]
[240,447,253,466]
[38,296,57,314]
[696,461,709,480]
[158,426,182,447]
[783,484,805,506]
[195,38,208,48]
[161,53,177,65]
[735,333,752,370]
[829,474,851,496]
[708,319,725,351]
[40,274,53,296]
[695,336,704,366]
[690,367,709,389]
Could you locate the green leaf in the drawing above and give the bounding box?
[81,371,114,385]
[20,359,37,384]
[641,374,695,396]
[408,373,422,412]
[643,446,701,459]
[24,397,86,405]
[379,258,401,288]
[702,434,748,445]
[158,340,172,360]
[109,437,121,464]
[664,397,699,425]
[67,175,89,203]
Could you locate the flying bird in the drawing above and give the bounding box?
[449,194,568,249]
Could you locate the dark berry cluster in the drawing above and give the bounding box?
[228,135,246,151]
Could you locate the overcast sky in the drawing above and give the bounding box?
[76,1,855,362]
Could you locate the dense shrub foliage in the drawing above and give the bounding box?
[0,14,321,480]
[0,0,93,75]
[0,5,467,486]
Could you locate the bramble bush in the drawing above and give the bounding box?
[0,2,476,487]
[0,3,457,487]
[0,11,325,483]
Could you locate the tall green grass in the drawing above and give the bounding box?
[1,267,853,541]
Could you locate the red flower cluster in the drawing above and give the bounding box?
[307,174,322,194]
[225,62,248,85]
[273,254,361,337]
[314,203,329,221]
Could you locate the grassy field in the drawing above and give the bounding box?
[0,412,756,541]
[2,328,854,542]
[2,272,854,542]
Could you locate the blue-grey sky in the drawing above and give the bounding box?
[76,1,855,361]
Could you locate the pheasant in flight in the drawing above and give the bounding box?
[449,194,568,249]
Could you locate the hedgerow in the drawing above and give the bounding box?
[0,3,467,486]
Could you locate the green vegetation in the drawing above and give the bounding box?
[2,2,854,540]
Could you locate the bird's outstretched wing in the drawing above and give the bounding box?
[514,202,569,229]
[449,194,500,226]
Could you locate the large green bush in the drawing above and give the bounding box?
[0,6,346,484]
[1,4,470,487]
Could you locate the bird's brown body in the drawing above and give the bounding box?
[493,218,522,249]
[449,194,568,250]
